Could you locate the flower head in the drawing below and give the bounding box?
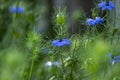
[98,1,114,11]
[107,1,115,11]
[86,18,97,26]
[86,17,104,26]
[95,17,104,24]
[9,6,24,13]
[110,56,120,65]
[52,39,71,47]
[107,53,120,65]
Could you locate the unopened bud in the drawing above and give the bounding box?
[56,13,65,25]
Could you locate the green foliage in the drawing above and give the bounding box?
[0,0,119,80]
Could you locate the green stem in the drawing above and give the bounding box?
[58,25,63,39]
[92,27,95,37]
[60,48,65,79]
[28,52,35,80]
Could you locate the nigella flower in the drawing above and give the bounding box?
[86,17,104,26]
[110,56,120,65]
[9,6,24,13]
[107,53,120,65]
[95,17,104,24]
[86,18,97,26]
[98,1,114,11]
[52,38,71,47]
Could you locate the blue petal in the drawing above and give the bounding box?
[109,1,114,8]
[56,42,64,47]
[17,6,24,13]
[114,59,120,62]
[62,39,71,45]
[86,18,96,26]
[95,17,104,24]
[52,39,71,47]
[101,6,107,11]
[98,1,106,8]
[52,40,59,46]
[107,5,114,11]
[86,18,93,25]
[114,56,120,60]
[9,6,16,13]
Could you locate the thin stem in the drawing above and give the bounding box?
[58,25,63,39]
[92,27,95,37]
[60,48,65,79]
[28,52,35,80]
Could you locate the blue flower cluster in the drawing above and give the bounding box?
[110,56,120,65]
[52,39,71,47]
[107,53,120,65]
[98,1,114,11]
[86,17,104,26]
[9,6,24,13]
[86,1,114,26]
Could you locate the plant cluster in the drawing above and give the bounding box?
[1,0,120,80]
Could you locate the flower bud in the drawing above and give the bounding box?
[56,13,65,25]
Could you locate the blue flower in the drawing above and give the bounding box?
[86,18,97,26]
[86,17,104,26]
[98,1,114,11]
[98,1,107,11]
[95,17,104,24]
[9,6,24,13]
[9,6,16,13]
[107,1,115,11]
[107,53,120,65]
[52,39,71,47]
[110,56,120,65]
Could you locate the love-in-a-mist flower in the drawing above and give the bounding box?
[86,18,97,26]
[107,53,120,65]
[52,38,71,47]
[98,1,114,11]
[9,6,24,13]
[110,56,120,65]
[95,17,104,24]
[86,17,104,26]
